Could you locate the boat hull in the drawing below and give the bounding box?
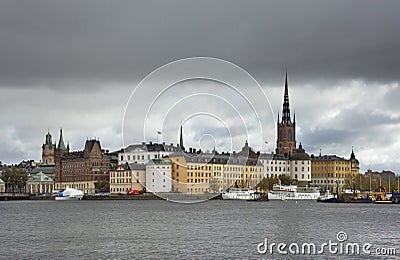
[317,197,337,203]
[55,195,84,200]
[268,191,320,200]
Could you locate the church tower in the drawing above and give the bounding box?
[276,73,296,156]
[42,130,55,165]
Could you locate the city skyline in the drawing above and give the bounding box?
[0,1,399,174]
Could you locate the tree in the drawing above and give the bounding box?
[1,167,28,193]
[279,174,291,185]
[94,181,110,193]
[255,177,279,192]
[208,177,220,193]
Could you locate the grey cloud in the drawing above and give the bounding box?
[0,0,399,87]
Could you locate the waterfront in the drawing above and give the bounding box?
[1,200,399,259]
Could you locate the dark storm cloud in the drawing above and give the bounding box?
[0,0,399,173]
[0,0,399,87]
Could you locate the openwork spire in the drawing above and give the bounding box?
[281,72,291,124]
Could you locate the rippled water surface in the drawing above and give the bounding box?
[1,200,399,259]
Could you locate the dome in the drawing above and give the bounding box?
[291,142,311,160]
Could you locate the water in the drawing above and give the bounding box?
[1,200,399,259]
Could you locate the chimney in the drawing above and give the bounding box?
[189,148,193,153]
[193,148,196,153]
[142,142,145,145]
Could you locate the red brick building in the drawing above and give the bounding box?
[54,130,112,194]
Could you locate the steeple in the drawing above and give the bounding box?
[276,72,296,156]
[281,72,291,124]
[179,124,185,151]
[57,128,67,150]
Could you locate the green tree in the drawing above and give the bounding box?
[279,174,291,185]
[94,181,110,193]
[1,167,28,193]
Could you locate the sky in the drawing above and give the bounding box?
[0,0,399,173]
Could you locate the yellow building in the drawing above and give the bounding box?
[167,145,263,195]
[311,154,354,192]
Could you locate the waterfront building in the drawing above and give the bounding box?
[167,142,264,194]
[29,164,55,180]
[54,129,112,194]
[26,171,54,194]
[310,154,353,192]
[109,163,146,194]
[0,178,5,193]
[114,142,180,165]
[260,143,311,185]
[146,158,172,193]
[364,169,395,181]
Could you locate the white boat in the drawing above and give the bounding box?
[268,184,320,200]
[222,187,261,201]
[55,187,84,200]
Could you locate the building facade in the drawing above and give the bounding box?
[0,178,5,193]
[146,158,172,193]
[54,130,112,194]
[260,143,311,185]
[311,154,353,192]
[167,142,264,194]
[109,163,146,194]
[115,142,180,165]
[26,171,54,194]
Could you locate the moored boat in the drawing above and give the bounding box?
[222,187,261,201]
[268,184,320,200]
[55,187,84,200]
[317,190,337,203]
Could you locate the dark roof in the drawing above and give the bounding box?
[311,155,347,161]
[121,142,180,153]
[167,151,261,166]
[290,144,311,160]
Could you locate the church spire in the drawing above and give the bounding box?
[58,128,67,150]
[179,124,185,151]
[282,72,291,124]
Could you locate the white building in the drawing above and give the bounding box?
[146,158,172,193]
[259,143,311,185]
[0,178,5,193]
[115,142,180,165]
[109,163,146,194]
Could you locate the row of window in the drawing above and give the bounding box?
[312,166,350,171]
[120,153,164,161]
[312,179,345,184]
[266,166,310,172]
[313,173,348,178]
